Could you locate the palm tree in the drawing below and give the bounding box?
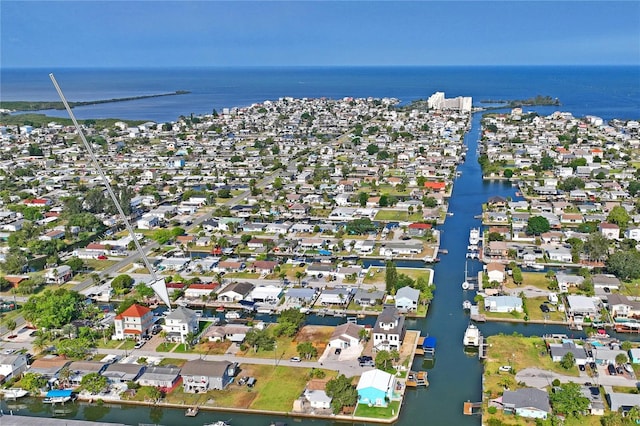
[295,271,306,286]
[33,333,48,354]
[58,366,72,389]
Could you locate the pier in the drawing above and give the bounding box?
[478,334,488,360]
[463,401,483,415]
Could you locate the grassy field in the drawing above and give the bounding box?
[354,400,401,419]
[525,296,566,322]
[374,210,423,221]
[155,342,177,352]
[504,272,552,291]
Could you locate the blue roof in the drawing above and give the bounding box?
[423,336,437,349]
[318,250,332,256]
[46,389,72,398]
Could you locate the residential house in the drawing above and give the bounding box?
[181,360,236,392]
[317,288,351,306]
[184,282,219,299]
[394,286,420,313]
[606,294,640,320]
[372,305,406,352]
[163,306,199,343]
[303,378,332,410]
[113,304,154,340]
[204,324,251,343]
[581,386,605,416]
[248,285,282,303]
[0,353,29,383]
[44,265,73,284]
[599,222,620,240]
[592,274,621,291]
[484,296,523,313]
[28,356,70,384]
[137,366,181,390]
[66,360,109,386]
[218,282,255,302]
[566,295,599,323]
[328,322,363,349]
[356,369,397,407]
[485,263,506,284]
[285,288,317,306]
[548,341,589,366]
[555,272,584,293]
[500,388,551,420]
[353,289,384,307]
[607,392,640,413]
[544,244,573,263]
[102,363,146,384]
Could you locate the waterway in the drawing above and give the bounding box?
[0,109,590,425]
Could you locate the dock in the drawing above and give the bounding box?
[406,371,429,387]
[478,334,488,360]
[463,401,483,415]
[185,406,199,417]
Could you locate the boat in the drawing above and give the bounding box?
[225,311,241,320]
[185,406,199,417]
[299,307,310,314]
[0,388,28,399]
[463,323,481,347]
[462,300,472,310]
[466,252,479,259]
[216,306,225,312]
[204,421,230,426]
[469,228,480,245]
[43,389,73,404]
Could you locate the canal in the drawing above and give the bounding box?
[0,110,583,425]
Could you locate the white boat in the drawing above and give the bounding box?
[225,311,241,320]
[625,364,634,373]
[467,244,478,251]
[463,323,481,347]
[43,396,72,404]
[0,388,28,399]
[462,281,470,290]
[204,421,230,426]
[299,307,311,314]
[469,228,480,245]
[462,300,472,310]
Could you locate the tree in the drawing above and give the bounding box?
[294,270,306,286]
[606,250,640,281]
[526,216,550,235]
[512,266,523,285]
[357,191,369,207]
[22,288,83,329]
[375,350,393,371]
[20,372,47,392]
[325,374,358,414]
[296,341,318,360]
[65,256,85,273]
[6,319,16,336]
[274,308,305,337]
[584,232,609,261]
[366,143,379,155]
[607,206,631,229]
[111,274,135,295]
[57,337,93,359]
[628,180,640,197]
[621,341,633,351]
[385,261,398,293]
[549,382,590,417]
[244,328,275,352]
[358,328,370,342]
[615,353,629,366]
[559,352,575,369]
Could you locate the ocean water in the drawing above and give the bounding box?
[1,66,639,122]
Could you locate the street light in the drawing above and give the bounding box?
[274,343,278,367]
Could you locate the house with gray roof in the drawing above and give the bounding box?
[395,286,420,313]
[501,388,551,419]
[181,360,236,392]
[67,360,109,386]
[484,296,523,313]
[163,306,199,343]
[549,341,589,365]
[372,305,406,352]
[285,287,317,305]
[137,366,181,389]
[102,363,146,384]
[607,391,640,413]
[353,288,384,307]
[218,281,255,302]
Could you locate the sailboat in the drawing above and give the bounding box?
[461,261,470,290]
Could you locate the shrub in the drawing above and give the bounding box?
[488,406,497,414]
[552,379,560,387]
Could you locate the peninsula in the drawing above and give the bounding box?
[0,90,191,112]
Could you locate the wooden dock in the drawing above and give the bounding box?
[463,401,483,415]
[406,371,429,388]
[478,334,488,360]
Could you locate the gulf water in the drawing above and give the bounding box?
[1,66,638,425]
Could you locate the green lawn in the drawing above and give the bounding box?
[96,339,123,349]
[354,400,401,419]
[158,357,187,367]
[155,342,177,352]
[374,210,423,221]
[120,340,136,350]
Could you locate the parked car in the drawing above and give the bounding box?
[359,360,375,367]
[97,255,108,260]
[579,364,586,371]
[499,365,512,372]
[134,341,145,349]
[358,355,373,363]
[540,304,550,313]
[290,357,301,362]
[608,364,617,375]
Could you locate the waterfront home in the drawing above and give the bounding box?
[317,288,351,306]
[102,363,146,384]
[606,294,640,320]
[356,369,396,407]
[28,356,71,385]
[353,288,384,307]
[485,263,506,284]
[484,296,523,313]
[181,360,236,392]
[137,366,181,390]
[44,265,73,284]
[0,353,28,383]
[184,282,219,299]
[544,244,573,263]
[394,286,420,313]
[113,304,154,340]
[163,306,199,343]
[593,347,628,365]
[592,274,621,291]
[204,324,250,343]
[302,378,332,410]
[372,305,406,352]
[548,341,589,366]
[285,287,317,306]
[328,322,363,350]
[66,360,109,386]
[566,295,600,323]
[248,285,282,303]
[555,272,585,293]
[499,388,551,420]
[217,281,254,302]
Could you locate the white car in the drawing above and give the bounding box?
[499,365,512,372]
[290,357,301,362]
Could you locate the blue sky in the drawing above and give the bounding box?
[2,1,639,67]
